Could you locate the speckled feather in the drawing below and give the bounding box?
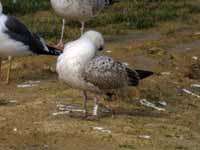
[83,56,140,90]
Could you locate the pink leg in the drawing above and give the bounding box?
[80,22,85,35]
[86,96,100,121]
[92,96,100,117]
[56,19,66,49]
[83,91,88,117]
[84,95,100,120]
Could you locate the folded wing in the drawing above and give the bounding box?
[83,56,140,90]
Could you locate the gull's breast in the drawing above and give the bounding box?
[0,32,31,58]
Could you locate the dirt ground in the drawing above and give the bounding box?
[0,22,200,150]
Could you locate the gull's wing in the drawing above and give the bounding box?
[5,16,45,52]
[4,16,34,46]
[5,16,61,55]
[83,56,140,90]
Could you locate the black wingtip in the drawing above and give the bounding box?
[126,68,140,86]
[135,69,154,80]
[46,45,63,56]
[32,33,63,56]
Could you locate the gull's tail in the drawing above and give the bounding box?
[126,68,153,86]
[135,69,154,80]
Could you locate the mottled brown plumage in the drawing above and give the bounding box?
[83,56,140,90]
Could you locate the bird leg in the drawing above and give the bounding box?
[85,96,100,120]
[56,19,66,49]
[83,90,88,117]
[6,56,12,84]
[80,22,85,35]
[92,96,100,117]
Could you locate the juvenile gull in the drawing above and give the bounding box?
[50,0,111,48]
[0,2,62,84]
[56,30,153,119]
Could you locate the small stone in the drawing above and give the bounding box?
[186,47,191,50]
[192,56,198,60]
[139,135,151,139]
[123,62,129,66]
[13,128,17,132]
[194,32,200,35]
[161,72,171,76]
[106,50,112,53]
[191,84,200,88]
[158,101,167,107]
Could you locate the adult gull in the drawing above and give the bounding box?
[50,0,111,48]
[0,2,62,84]
[56,30,153,119]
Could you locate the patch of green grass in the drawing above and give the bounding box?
[2,0,49,14]
[91,0,200,29]
[2,0,200,41]
[3,0,200,28]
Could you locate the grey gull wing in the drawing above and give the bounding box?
[83,56,140,90]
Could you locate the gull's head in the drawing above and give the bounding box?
[81,30,104,51]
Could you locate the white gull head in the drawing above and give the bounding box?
[81,30,104,51]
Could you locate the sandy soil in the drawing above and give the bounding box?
[0,23,200,150]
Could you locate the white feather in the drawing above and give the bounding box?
[57,30,105,93]
[57,37,98,91]
[81,30,104,50]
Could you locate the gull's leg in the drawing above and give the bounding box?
[92,96,100,117]
[55,91,89,117]
[6,56,12,84]
[83,91,88,117]
[56,19,66,49]
[80,21,85,35]
[60,19,66,42]
[85,95,100,120]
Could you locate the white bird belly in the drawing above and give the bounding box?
[0,33,31,58]
[57,54,99,92]
[57,55,86,88]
